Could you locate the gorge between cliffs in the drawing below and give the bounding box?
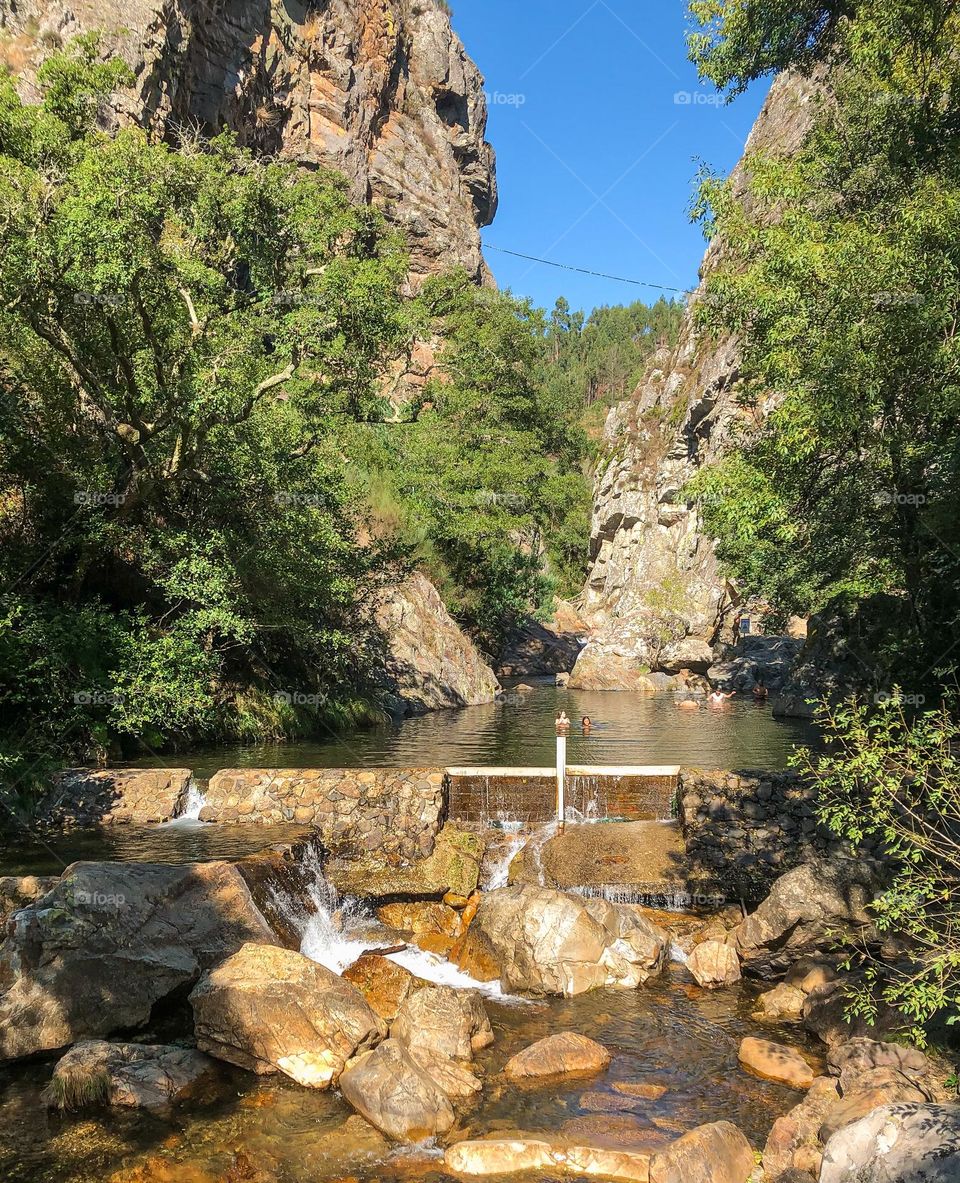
[1,2,960,1182]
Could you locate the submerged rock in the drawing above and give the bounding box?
[339,1037,456,1142]
[0,860,280,1062]
[686,941,741,989]
[444,1137,653,1180]
[503,1032,612,1082]
[44,1040,217,1113]
[752,982,806,1022]
[732,858,880,975]
[820,1102,960,1183]
[391,984,492,1061]
[457,884,668,996]
[738,1037,815,1090]
[190,942,386,1087]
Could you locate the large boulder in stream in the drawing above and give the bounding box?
[391,984,493,1061]
[731,858,881,975]
[0,860,280,1062]
[339,1037,457,1141]
[820,1102,960,1183]
[452,884,668,996]
[190,943,386,1087]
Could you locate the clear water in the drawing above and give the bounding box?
[0,972,817,1183]
[128,685,817,779]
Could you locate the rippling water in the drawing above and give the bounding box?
[0,970,818,1183]
[129,685,818,779]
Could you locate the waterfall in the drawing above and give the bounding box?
[569,882,700,910]
[272,841,510,996]
[161,778,207,826]
[483,830,527,889]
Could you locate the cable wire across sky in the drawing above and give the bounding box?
[484,244,692,297]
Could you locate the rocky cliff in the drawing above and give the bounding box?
[571,72,822,690]
[0,0,496,281]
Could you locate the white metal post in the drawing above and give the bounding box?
[556,729,567,828]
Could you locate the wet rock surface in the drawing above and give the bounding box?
[339,1036,456,1141]
[503,1032,612,1082]
[458,884,669,996]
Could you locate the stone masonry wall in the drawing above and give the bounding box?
[677,768,850,898]
[41,768,192,828]
[201,768,446,863]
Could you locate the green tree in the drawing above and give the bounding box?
[686,0,960,681]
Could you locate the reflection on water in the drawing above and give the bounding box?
[129,685,818,779]
[0,971,816,1183]
[0,823,313,877]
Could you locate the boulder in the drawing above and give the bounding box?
[820,1102,960,1183]
[784,957,837,995]
[648,1121,755,1183]
[687,941,741,989]
[819,1079,930,1144]
[0,874,58,926]
[568,647,658,692]
[339,1037,456,1142]
[342,954,419,1023]
[504,1033,611,1081]
[375,573,500,717]
[391,984,493,1061]
[460,885,668,996]
[752,982,806,1022]
[444,1138,652,1180]
[827,1037,940,1095]
[44,1040,217,1112]
[732,859,880,975]
[190,943,386,1087]
[377,900,462,937]
[762,1075,841,1181]
[738,1038,815,1090]
[802,978,898,1047]
[0,860,280,1062]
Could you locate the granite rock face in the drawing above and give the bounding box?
[577,72,823,682]
[374,573,500,717]
[0,0,496,281]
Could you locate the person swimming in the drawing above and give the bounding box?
[753,677,769,701]
[676,697,700,710]
[581,716,593,733]
[708,689,736,708]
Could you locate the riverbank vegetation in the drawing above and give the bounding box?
[689,0,960,1044]
[687,0,960,691]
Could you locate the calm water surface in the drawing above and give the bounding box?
[130,685,817,779]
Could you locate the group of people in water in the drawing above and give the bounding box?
[677,678,768,710]
[554,675,768,735]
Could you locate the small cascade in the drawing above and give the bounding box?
[482,830,527,889]
[273,841,511,994]
[179,779,207,820]
[569,883,700,911]
[162,778,208,826]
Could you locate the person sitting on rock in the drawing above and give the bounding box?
[708,688,736,708]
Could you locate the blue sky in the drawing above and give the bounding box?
[451,1,771,316]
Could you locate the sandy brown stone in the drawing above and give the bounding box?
[342,954,418,1023]
[687,941,741,989]
[738,1037,815,1090]
[504,1033,611,1082]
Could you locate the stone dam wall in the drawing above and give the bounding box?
[676,769,851,896]
[38,765,848,896]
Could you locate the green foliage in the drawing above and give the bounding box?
[0,39,598,789]
[794,695,960,1045]
[686,0,960,685]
